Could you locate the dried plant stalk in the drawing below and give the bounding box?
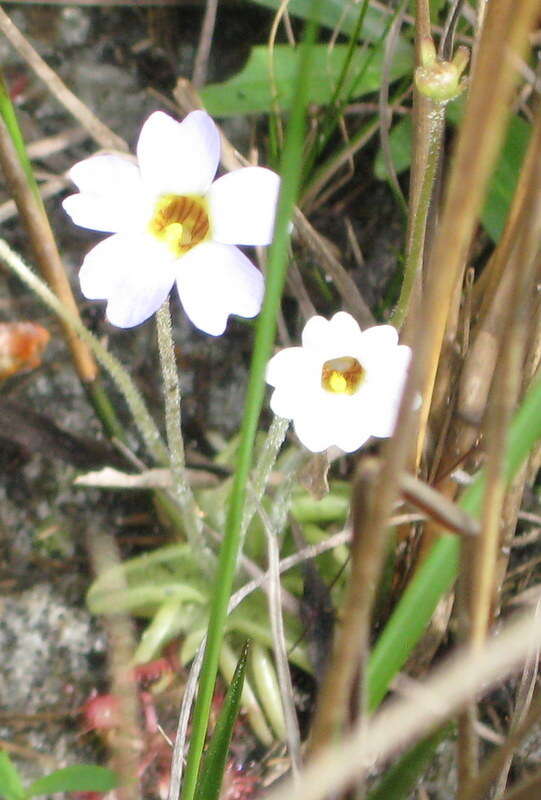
[0,114,97,384]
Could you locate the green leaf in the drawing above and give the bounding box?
[193,642,250,800]
[26,765,118,797]
[373,114,412,181]
[374,103,531,243]
[201,42,412,116]
[291,489,350,524]
[248,0,389,40]
[482,114,530,242]
[0,752,25,800]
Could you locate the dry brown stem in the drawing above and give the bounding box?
[307,459,381,757]
[413,0,538,465]
[266,609,541,800]
[0,115,97,383]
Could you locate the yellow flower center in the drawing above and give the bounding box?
[149,194,210,257]
[321,356,365,395]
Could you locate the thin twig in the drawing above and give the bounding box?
[292,208,374,328]
[86,526,142,800]
[0,6,127,151]
[412,0,538,465]
[191,0,219,89]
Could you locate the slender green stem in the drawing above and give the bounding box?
[391,102,445,328]
[367,370,541,711]
[155,301,211,562]
[0,237,168,465]
[179,12,320,800]
[167,417,292,800]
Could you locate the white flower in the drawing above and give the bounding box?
[62,111,280,335]
[266,312,412,453]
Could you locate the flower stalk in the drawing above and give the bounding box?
[391,40,469,329]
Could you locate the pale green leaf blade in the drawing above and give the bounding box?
[27,765,117,797]
[201,43,412,116]
[0,752,25,800]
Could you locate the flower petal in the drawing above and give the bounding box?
[293,406,335,453]
[359,324,398,349]
[293,424,333,453]
[79,233,176,328]
[330,311,363,342]
[301,316,331,351]
[62,192,148,234]
[363,346,411,436]
[333,425,372,453]
[266,347,308,388]
[68,154,142,195]
[357,324,399,368]
[63,155,148,233]
[208,167,280,245]
[175,242,264,336]
[137,110,220,197]
[302,312,364,360]
[267,347,321,419]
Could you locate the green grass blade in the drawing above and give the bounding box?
[0,72,40,202]
[367,372,541,711]
[194,642,250,800]
[179,8,321,800]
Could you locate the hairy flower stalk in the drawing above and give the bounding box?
[392,40,469,329]
[155,301,212,566]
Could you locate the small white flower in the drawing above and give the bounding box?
[63,111,280,335]
[266,312,412,453]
